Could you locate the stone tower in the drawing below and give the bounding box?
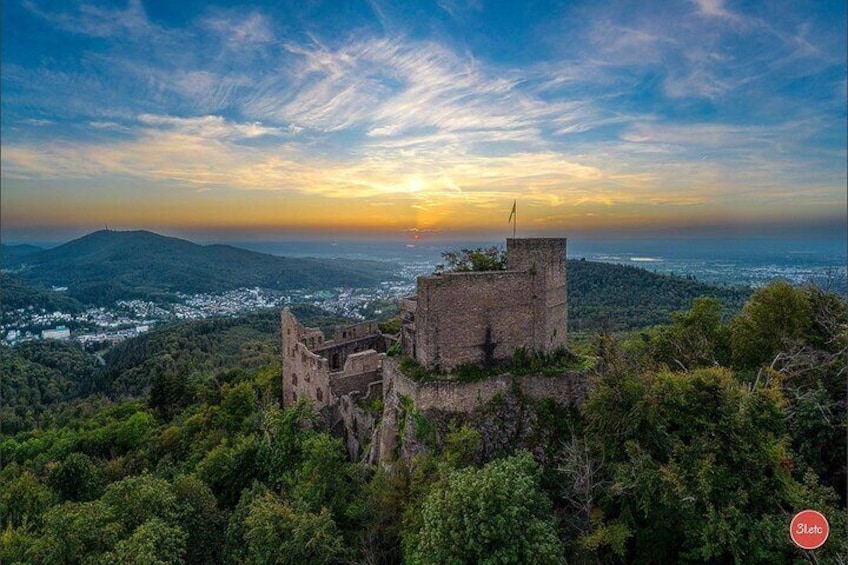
[505,237,568,352]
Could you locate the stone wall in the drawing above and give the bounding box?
[506,238,568,351]
[282,308,388,409]
[405,238,567,372]
[414,270,536,371]
[313,334,385,371]
[332,321,380,342]
[382,357,589,414]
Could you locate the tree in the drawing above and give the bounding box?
[49,452,105,503]
[172,475,225,565]
[404,452,564,565]
[584,366,842,563]
[1,470,53,527]
[730,281,811,368]
[28,500,124,564]
[435,247,506,273]
[649,296,730,370]
[101,518,187,565]
[101,474,179,531]
[242,491,347,565]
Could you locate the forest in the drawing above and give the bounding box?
[1,281,845,564]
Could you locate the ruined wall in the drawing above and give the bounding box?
[282,308,387,409]
[407,238,567,372]
[376,356,590,464]
[330,351,383,398]
[282,308,331,408]
[314,334,385,371]
[332,321,380,342]
[414,271,536,371]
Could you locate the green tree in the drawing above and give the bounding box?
[196,434,260,508]
[101,518,187,565]
[404,452,564,565]
[436,247,506,273]
[49,452,105,503]
[649,296,730,370]
[584,366,839,563]
[1,470,54,527]
[242,491,347,565]
[730,281,811,368]
[28,500,124,564]
[101,474,179,531]
[289,433,363,529]
[172,475,225,565]
[218,382,256,432]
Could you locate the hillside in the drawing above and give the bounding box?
[0,273,84,318]
[567,258,750,331]
[0,243,43,265]
[5,230,398,305]
[0,305,346,431]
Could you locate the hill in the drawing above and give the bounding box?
[0,272,84,320]
[566,258,750,331]
[0,243,43,265]
[5,230,398,305]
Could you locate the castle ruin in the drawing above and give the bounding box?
[281,237,585,462]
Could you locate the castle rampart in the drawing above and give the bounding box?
[381,356,588,413]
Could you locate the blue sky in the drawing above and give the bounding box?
[2,0,846,242]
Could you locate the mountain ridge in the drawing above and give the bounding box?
[4,230,398,305]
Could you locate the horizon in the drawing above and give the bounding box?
[2,1,846,239]
[3,224,846,252]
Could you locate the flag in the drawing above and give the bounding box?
[508,200,516,223]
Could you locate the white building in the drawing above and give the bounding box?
[42,326,71,340]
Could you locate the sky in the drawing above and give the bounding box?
[2,0,846,243]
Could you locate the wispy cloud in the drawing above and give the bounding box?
[2,0,845,235]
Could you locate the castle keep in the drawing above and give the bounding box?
[281,237,583,462]
[400,238,567,371]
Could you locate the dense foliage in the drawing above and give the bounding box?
[1,281,844,564]
[0,272,84,321]
[4,230,398,305]
[567,258,750,330]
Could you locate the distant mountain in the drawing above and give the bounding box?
[5,230,398,306]
[566,259,751,331]
[1,243,44,266]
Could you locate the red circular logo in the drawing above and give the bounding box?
[790,510,829,550]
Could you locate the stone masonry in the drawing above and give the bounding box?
[281,309,388,410]
[281,237,579,464]
[400,237,567,371]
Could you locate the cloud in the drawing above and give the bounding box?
[22,0,158,39]
[203,12,275,47]
[137,114,284,139]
